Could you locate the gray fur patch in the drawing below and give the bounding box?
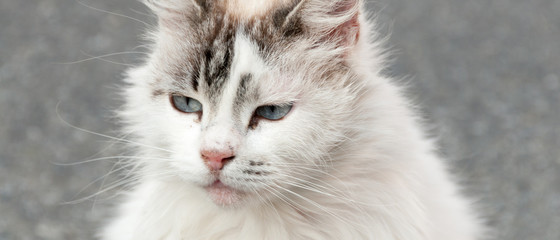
[199,15,236,107]
[233,73,257,116]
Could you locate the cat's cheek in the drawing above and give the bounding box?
[155,109,207,182]
[243,119,295,169]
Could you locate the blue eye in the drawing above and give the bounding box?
[255,104,293,120]
[171,95,203,113]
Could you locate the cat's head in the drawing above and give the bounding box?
[125,0,367,206]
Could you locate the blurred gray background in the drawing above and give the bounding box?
[1,0,558,239]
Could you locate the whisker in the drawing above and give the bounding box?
[263,185,326,225]
[92,157,124,210]
[129,7,156,19]
[274,175,340,200]
[273,162,356,194]
[276,174,390,210]
[74,51,137,67]
[56,102,175,154]
[77,0,152,27]
[55,51,148,65]
[250,185,283,221]
[131,44,153,51]
[64,169,182,205]
[66,161,132,205]
[52,155,172,166]
[271,182,367,229]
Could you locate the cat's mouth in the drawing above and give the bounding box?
[204,180,246,206]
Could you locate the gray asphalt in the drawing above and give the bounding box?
[1,0,559,239]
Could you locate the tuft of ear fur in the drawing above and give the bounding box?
[280,0,362,48]
[143,0,210,30]
[145,0,195,15]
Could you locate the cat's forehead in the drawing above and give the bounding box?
[199,32,297,109]
[182,32,298,125]
[162,6,303,101]
[221,0,295,19]
[180,0,304,53]
[157,28,298,121]
[151,0,315,122]
[154,0,355,102]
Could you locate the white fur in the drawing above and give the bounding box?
[101,0,484,239]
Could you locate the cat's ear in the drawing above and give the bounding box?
[277,0,361,48]
[144,0,208,28]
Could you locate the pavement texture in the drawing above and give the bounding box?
[1,0,559,239]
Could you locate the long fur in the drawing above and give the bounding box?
[101,0,484,239]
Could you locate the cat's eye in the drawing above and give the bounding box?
[171,95,203,113]
[255,104,293,120]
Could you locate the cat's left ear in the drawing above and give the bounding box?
[144,0,209,29]
[277,0,361,48]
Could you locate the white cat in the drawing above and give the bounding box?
[101,0,484,239]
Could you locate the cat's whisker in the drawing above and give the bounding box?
[274,162,358,193]
[278,175,393,212]
[262,185,318,221]
[52,155,169,166]
[132,44,152,51]
[273,173,357,204]
[263,184,329,226]
[75,51,137,67]
[128,7,156,20]
[56,103,175,154]
[275,170,385,221]
[77,0,152,27]
[249,185,283,221]
[56,51,148,65]
[121,157,146,180]
[280,180,342,202]
[272,174,353,206]
[271,183,368,230]
[273,162,340,182]
[78,162,182,202]
[65,169,183,205]
[65,161,133,205]
[261,185,298,211]
[82,134,131,163]
[92,156,126,211]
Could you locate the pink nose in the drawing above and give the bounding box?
[201,149,235,171]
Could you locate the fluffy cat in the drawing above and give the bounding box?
[101,0,484,239]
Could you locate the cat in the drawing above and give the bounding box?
[101,0,484,239]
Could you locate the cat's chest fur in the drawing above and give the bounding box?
[100,0,484,239]
[105,179,370,239]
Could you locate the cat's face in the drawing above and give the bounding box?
[128,0,362,206]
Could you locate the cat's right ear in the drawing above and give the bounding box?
[274,0,362,50]
[144,0,208,28]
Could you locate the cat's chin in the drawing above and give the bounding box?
[204,180,247,207]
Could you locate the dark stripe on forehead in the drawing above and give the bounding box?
[194,0,210,13]
[272,1,305,38]
[237,73,252,102]
[191,58,200,92]
[233,73,259,117]
[242,7,306,59]
[202,48,214,87]
[182,2,308,96]
[198,15,237,105]
[203,39,234,90]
